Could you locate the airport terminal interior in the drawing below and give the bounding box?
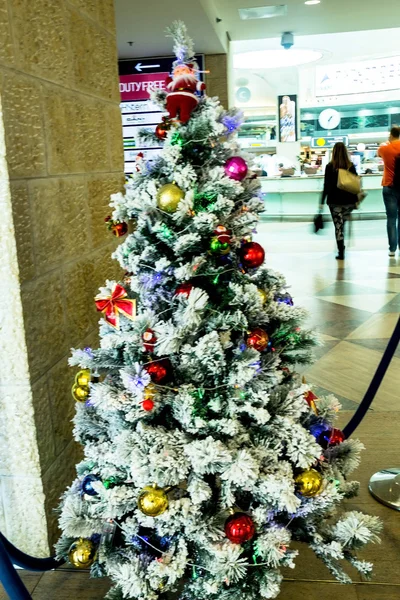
[0,1,399,599]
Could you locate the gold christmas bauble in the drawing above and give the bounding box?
[76,369,90,387]
[71,383,89,402]
[257,289,268,305]
[295,469,324,498]
[144,384,157,400]
[157,183,184,213]
[68,538,96,569]
[138,484,169,517]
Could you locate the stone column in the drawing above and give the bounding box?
[0,0,124,554]
[205,54,228,109]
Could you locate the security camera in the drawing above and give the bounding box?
[281,32,294,50]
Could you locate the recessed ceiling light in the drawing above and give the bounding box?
[239,5,287,20]
[305,0,321,5]
[234,49,322,69]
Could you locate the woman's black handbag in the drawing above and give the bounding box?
[313,211,324,233]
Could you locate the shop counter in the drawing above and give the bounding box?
[259,174,384,220]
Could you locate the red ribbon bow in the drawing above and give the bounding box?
[95,284,136,329]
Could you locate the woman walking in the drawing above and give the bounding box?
[320,142,359,260]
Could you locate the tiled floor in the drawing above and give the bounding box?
[2,220,399,599]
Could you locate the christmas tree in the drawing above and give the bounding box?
[57,22,381,600]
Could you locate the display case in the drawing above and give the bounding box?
[260,174,384,220]
[237,115,277,152]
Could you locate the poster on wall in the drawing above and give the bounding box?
[278,94,297,142]
[119,55,204,175]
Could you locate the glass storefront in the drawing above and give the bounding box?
[236,103,396,220]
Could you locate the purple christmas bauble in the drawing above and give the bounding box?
[224,156,248,181]
[275,293,294,306]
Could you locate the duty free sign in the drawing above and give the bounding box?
[119,72,169,101]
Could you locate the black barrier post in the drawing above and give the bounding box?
[343,316,400,439]
[0,532,65,600]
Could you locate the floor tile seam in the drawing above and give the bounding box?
[283,578,400,586]
[328,339,400,360]
[28,574,44,595]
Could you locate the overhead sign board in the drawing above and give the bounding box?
[316,56,400,97]
[119,55,204,174]
[311,135,349,148]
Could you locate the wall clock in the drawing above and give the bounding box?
[318,108,341,130]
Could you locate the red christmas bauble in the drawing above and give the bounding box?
[145,359,171,384]
[142,328,157,352]
[155,117,171,141]
[318,427,345,449]
[328,427,345,446]
[224,513,255,544]
[111,222,128,237]
[142,399,155,412]
[246,328,269,352]
[239,242,265,269]
[175,282,193,298]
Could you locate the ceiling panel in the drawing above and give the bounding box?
[214,0,400,40]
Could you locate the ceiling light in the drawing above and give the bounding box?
[233,49,322,69]
[305,0,321,4]
[239,5,287,20]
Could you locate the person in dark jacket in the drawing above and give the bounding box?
[320,142,358,260]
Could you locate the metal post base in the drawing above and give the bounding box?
[369,468,400,510]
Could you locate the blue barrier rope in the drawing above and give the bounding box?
[0,532,64,599]
[343,316,400,439]
[0,533,64,572]
[0,535,32,600]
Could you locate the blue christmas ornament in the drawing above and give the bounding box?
[159,534,173,551]
[82,474,101,496]
[130,528,173,558]
[131,529,152,553]
[309,422,328,440]
[275,293,294,306]
[216,254,233,267]
[90,533,101,545]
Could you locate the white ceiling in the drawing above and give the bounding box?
[115,0,226,58]
[231,28,400,111]
[232,27,400,63]
[115,0,400,58]
[215,0,400,41]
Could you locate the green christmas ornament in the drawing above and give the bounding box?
[103,476,119,489]
[171,132,184,147]
[210,236,230,255]
[191,388,208,418]
[159,223,173,239]
[193,190,217,213]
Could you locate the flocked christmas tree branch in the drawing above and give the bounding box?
[56,20,381,600]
